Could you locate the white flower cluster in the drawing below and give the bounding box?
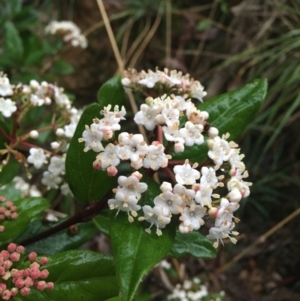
[0,74,16,118]
[0,74,81,196]
[45,21,88,48]
[80,68,251,246]
[167,278,209,301]
[122,68,207,101]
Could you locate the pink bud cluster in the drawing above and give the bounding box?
[0,243,54,300]
[0,196,18,233]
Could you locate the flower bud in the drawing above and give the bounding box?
[29,130,39,139]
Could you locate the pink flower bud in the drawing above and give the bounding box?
[0,267,4,275]
[1,289,11,300]
[15,278,25,289]
[107,166,118,177]
[2,271,11,280]
[4,210,11,217]
[192,183,200,192]
[28,252,37,261]
[30,262,40,270]
[208,207,219,219]
[0,226,4,232]
[11,212,18,219]
[0,283,6,292]
[36,281,47,291]
[174,142,184,153]
[40,257,49,265]
[16,245,25,254]
[40,269,49,279]
[0,207,5,213]
[46,282,54,290]
[103,129,113,140]
[0,214,5,220]
[3,260,12,269]
[0,250,10,260]
[10,287,18,296]
[5,201,13,208]
[93,159,101,170]
[23,269,31,278]
[151,141,160,146]
[10,252,20,262]
[10,206,17,212]
[30,269,41,280]
[24,277,34,287]
[7,243,17,253]
[20,287,30,296]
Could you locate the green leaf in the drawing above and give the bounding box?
[93,210,111,237]
[16,220,97,255]
[20,250,119,301]
[171,79,268,162]
[3,21,24,61]
[65,103,116,203]
[97,76,127,108]
[169,230,216,259]
[51,59,74,75]
[0,159,20,187]
[0,197,49,245]
[111,213,175,301]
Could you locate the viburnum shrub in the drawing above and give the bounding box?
[0,67,267,301]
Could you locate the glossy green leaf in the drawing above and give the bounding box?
[93,210,111,237]
[3,21,24,61]
[0,197,49,245]
[0,159,20,187]
[65,103,116,203]
[171,79,268,162]
[16,220,97,255]
[97,76,127,108]
[110,176,175,301]
[169,230,216,259]
[20,250,119,301]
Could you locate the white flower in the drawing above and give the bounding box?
[108,189,141,214]
[207,136,232,166]
[194,184,213,207]
[27,148,46,169]
[190,81,207,101]
[0,98,17,117]
[154,191,184,214]
[134,103,162,130]
[117,173,148,196]
[96,143,120,170]
[30,94,44,106]
[141,205,171,235]
[200,166,218,188]
[173,184,195,207]
[42,171,62,189]
[162,122,184,143]
[173,160,200,185]
[143,144,169,171]
[48,156,65,176]
[79,123,104,152]
[179,206,206,230]
[61,183,72,195]
[0,76,13,96]
[179,121,204,146]
[138,70,161,88]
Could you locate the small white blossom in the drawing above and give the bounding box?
[0,75,13,96]
[207,136,232,166]
[96,143,120,170]
[27,148,46,169]
[180,206,206,231]
[48,156,65,176]
[143,144,169,171]
[173,160,200,185]
[0,98,17,117]
[42,171,62,189]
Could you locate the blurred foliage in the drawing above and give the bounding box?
[0,0,74,83]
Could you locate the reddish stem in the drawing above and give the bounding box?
[163,167,176,184]
[157,125,163,144]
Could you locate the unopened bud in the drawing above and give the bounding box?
[29,130,39,139]
[107,166,118,177]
